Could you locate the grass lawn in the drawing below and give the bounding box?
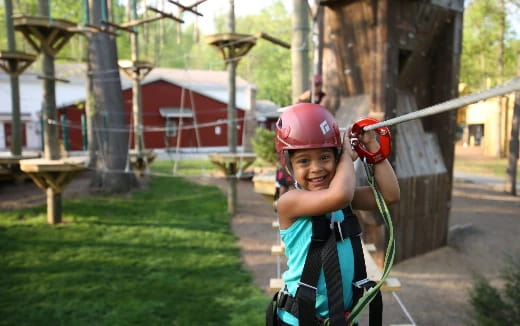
[454,156,519,178]
[0,163,268,326]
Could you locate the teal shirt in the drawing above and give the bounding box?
[278,210,355,325]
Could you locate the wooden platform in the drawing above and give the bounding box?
[128,149,157,176]
[208,153,256,176]
[12,15,77,56]
[0,151,41,166]
[0,152,41,181]
[252,173,277,203]
[118,59,154,80]
[205,33,257,61]
[0,50,37,76]
[19,156,88,193]
[271,243,285,256]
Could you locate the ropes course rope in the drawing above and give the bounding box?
[363,77,520,131]
[348,161,396,324]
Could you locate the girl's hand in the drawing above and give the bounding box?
[357,129,381,153]
[343,126,358,161]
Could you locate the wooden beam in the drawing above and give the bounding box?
[257,32,290,49]
[186,0,208,9]
[146,6,184,24]
[168,0,203,16]
[101,20,136,34]
[37,75,70,83]
[121,15,164,29]
[68,23,118,37]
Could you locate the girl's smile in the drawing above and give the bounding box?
[290,148,337,191]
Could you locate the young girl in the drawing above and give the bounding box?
[272,103,400,326]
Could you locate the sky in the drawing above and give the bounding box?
[162,0,293,33]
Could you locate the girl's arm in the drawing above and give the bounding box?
[351,131,400,210]
[276,134,357,229]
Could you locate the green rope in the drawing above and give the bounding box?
[349,160,396,323]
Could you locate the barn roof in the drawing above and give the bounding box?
[122,68,256,111]
[255,99,280,121]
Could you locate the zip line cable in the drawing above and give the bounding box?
[363,77,520,131]
[45,115,256,133]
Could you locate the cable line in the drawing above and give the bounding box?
[363,77,520,131]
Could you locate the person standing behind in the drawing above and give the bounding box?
[295,74,326,104]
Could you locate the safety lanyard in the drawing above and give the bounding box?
[348,160,396,324]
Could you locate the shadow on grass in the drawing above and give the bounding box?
[0,176,267,326]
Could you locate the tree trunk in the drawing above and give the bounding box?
[505,54,520,195]
[88,0,137,193]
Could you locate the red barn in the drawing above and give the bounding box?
[57,68,273,152]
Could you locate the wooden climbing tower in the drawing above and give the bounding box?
[118,59,157,175]
[0,51,36,77]
[206,32,257,214]
[13,14,87,224]
[12,15,77,56]
[321,0,464,264]
[206,33,257,63]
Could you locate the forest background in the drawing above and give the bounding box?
[0,0,519,107]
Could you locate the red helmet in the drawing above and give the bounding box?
[275,103,341,153]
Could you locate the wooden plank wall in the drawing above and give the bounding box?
[322,0,462,264]
[390,174,450,261]
[389,92,451,262]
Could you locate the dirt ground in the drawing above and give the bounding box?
[1,147,519,325]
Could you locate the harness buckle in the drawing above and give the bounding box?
[297,281,318,292]
[277,291,289,308]
[353,278,372,289]
[336,221,344,241]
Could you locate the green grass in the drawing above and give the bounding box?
[150,157,272,178]
[150,158,217,177]
[0,174,268,326]
[454,156,519,178]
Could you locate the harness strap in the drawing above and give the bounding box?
[297,216,326,326]
[322,228,344,326]
[350,232,383,326]
[279,210,364,326]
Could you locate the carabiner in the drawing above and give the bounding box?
[350,118,391,164]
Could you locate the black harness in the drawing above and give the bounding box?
[266,207,382,326]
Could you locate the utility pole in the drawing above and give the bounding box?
[311,0,323,104]
[291,0,310,103]
[227,0,238,213]
[506,53,520,195]
[4,0,22,156]
[131,0,144,158]
[227,0,236,154]
[205,1,257,214]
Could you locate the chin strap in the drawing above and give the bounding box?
[347,159,396,325]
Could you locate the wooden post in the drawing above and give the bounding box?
[312,0,324,104]
[46,187,62,224]
[291,0,310,103]
[131,0,144,157]
[4,0,22,156]
[227,0,237,214]
[40,0,61,224]
[506,54,520,195]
